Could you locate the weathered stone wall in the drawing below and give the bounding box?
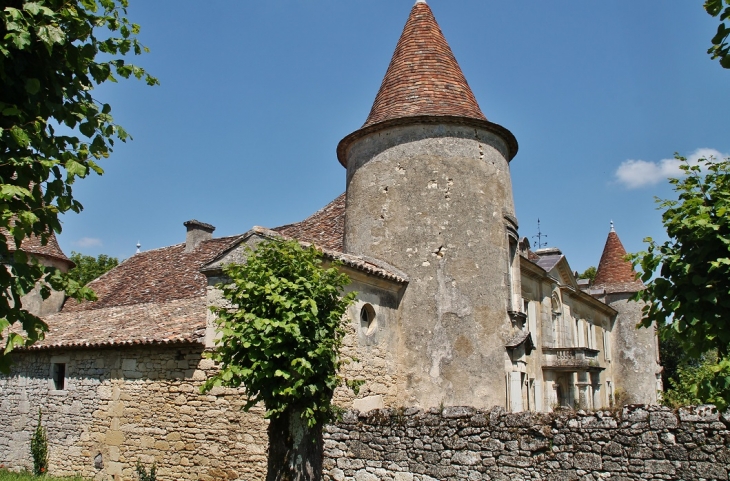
[323,405,730,481]
[605,292,662,405]
[343,123,517,409]
[0,346,268,481]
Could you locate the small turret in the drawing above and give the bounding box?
[594,223,662,404]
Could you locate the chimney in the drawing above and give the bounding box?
[183,220,215,252]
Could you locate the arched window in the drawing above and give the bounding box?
[360,303,377,336]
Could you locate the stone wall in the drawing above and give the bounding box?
[0,345,268,481]
[323,405,730,481]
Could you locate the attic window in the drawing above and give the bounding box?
[52,363,66,390]
[360,304,377,336]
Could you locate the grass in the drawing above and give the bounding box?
[0,470,89,481]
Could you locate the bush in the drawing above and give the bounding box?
[30,409,48,476]
[135,462,156,481]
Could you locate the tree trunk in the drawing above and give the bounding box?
[266,408,323,481]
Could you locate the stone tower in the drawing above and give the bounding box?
[337,1,519,408]
[593,225,662,404]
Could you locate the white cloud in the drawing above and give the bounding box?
[615,148,727,189]
[73,237,103,248]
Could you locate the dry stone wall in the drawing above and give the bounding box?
[323,405,730,481]
[0,346,268,481]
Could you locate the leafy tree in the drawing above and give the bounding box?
[0,0,157,372]
[661,349,724,408]
[579,266,596,282]
[68,251,118,286]
[705,0,730,68]
[202,239,357,481]
[632,154,730,410]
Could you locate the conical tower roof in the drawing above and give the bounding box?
[2,227,74,269]
[593,225,643,294]
[337,1,517,166]
[363,1,486,127]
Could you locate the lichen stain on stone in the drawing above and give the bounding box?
[454,335,473,357]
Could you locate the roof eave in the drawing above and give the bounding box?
[337,115,518,167]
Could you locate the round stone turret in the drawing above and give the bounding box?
[594,225,662,404]
[338,2,519,409]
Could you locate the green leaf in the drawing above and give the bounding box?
[25,78,41,95]
[10,127,31,147]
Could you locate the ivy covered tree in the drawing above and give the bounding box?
[68,251,119,286]
[0,0,157,372]
[632,154,730,410]
[202,239,357,481]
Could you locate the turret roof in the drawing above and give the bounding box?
[337,2,518,166]
[593,227,644,293]
[1,228,73,268]
[362,1,486,128]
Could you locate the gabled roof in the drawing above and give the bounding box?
[204,226,409,285]
[30,297,206,350]
[62,235,243,313]
[362,1,486,128]
[273,193,345,251]
[593,228,644,294]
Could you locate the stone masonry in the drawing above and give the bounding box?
[323,405,730,481]
[0,346,268,480]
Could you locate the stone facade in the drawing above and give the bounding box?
[323,405,730,481]
[0,346,268,480]
[342,123,517,410]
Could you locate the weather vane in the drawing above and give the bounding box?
[533,219,548,249]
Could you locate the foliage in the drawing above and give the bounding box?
[578,266,596,282]
[661,350,730,411]
[705,0,730,68]
[30,409,47,476]
[632,154,730,409]
[67,251,118,286]
[0,470,88,481]
[135,462,156,481]
[201,239,357,428]
[0,0,157,372]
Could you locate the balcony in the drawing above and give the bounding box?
[542,347,603,371]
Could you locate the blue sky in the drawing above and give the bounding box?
[58,1,730,274]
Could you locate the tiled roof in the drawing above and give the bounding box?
[363,2,486,128]
[27,297,206,350]
[253,226,408,285]
[593,230,644,294]
[62,235,243,312]
[336,3,518,166]
[1,228,73,267]
[533,251,563,273]
[273,193,345,251]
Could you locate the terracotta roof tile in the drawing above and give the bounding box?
[273,193,345,251]
[62,235,243,312]
[254,226,408,284]
[593,230,644,293]
[363,2,486,127]
[28,297,206,350]
[1,227,73,267]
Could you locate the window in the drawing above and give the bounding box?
[52,363,65,390]
[586,320,596,349]
[603,330,611,361]
[360,303,377,336]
